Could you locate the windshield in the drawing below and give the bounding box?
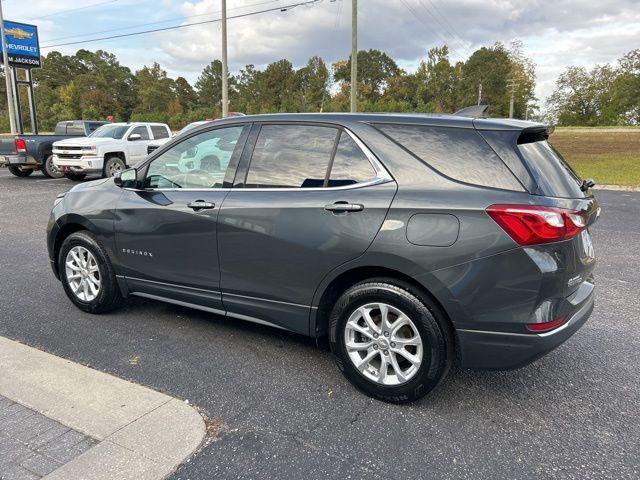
[89,124,129,139]
[178,122,208,136]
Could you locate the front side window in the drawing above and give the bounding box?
[90,124,129,139]
[245,125,338,188]
[151,125,170,140]
[129,126,150,140]
[145,126,245,189]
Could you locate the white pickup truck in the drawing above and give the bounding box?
[52,122,171,180]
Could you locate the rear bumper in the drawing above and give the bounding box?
[457,282,595,370]
[0,154,38,166]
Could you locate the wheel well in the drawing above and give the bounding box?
[315,266,454,340]
[104,152,126,163]
[53,224,87,268]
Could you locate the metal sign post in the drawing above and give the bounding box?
[0,20,41,134]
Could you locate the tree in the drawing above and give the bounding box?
[195,60,224,113]
[333,49,401,102]
[414,45,459,112]
[173,77,198,112]
[293,56,329,112]
[134,62,174,114]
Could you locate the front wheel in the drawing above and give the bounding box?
[42,155,64,178]
[329,279,453,404]
[103,156,126,177]
[58,231,122,313]
[8,165,33,177]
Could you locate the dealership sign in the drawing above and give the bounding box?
[0,21,41,68]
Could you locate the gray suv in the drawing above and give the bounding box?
[47,113,599,403]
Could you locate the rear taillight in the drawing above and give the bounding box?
[15,138,27,153]
[486,204,587,246]
[526,316,566,332]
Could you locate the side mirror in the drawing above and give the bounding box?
[128,133,142,141]
[114,168,138,188]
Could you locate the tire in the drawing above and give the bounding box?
[42,155,64,178]
[8,165,33,177]
[64,172,87,182]
[103,156,126,177]
[58,231,122,314]
[329,278,453,404]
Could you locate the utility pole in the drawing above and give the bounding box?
[350,0,357,113]
[221,0,229,117]
[477,83,482,106]
[507,79,518,118]
[0,1,16,134]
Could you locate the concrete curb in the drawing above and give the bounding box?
[594,185,640,192]
[0,336,206,479]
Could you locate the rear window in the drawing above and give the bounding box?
[151,125,170,139]
[518,132,586,199]
[375,124,523,191]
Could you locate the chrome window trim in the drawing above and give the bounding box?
[138,125,393,193]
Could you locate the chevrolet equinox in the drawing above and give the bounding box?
[47,113,599,403]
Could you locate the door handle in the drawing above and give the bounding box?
[324,202,364,213]
[187,200,215,211]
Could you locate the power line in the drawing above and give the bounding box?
[43,0,283,44]
[41,0,322,49]
[398,0,466,61]
[417,0,473,58]
[27,0,120,21]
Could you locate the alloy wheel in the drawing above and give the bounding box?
[65,246,101,301]
[344,302,423,385]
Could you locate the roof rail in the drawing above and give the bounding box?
[454,105,489,118]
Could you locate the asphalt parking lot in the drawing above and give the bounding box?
[0,168,638,479]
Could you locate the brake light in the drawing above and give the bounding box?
[15,138,27,153]
[527,316,566,332]
[486,204,587,246]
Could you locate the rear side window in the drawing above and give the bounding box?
[151,125,170,140]
[67,123,86,135]
[328,132,377,186]
[375,124,523,191]
[518,133,586,199]
[246,125,338,188]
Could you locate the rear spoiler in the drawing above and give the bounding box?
[453,104,489,118]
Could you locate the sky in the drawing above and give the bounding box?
[9,0,640,105]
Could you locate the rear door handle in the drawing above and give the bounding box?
[324,202,364,213]
[187,200,215,211]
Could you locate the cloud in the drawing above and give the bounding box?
[10,0,640,102]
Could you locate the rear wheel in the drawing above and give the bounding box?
[42,155,64,178]
[329,279,453,404]
[64,172,87,182]
[103,156,125,177]
[8,165,33,177]
[58,231,122,313]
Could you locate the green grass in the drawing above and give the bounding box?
[550,130,640,187]
[566,153,640,186]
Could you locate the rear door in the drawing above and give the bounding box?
[218,123,397,334]
[115,124,250,312]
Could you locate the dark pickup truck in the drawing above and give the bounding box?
[0,120,108,178]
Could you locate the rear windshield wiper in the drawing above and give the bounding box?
[580,178,596,191]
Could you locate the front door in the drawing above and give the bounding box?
[126,125,153,165]
[115,124,250,312]
[218,123,397,334]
